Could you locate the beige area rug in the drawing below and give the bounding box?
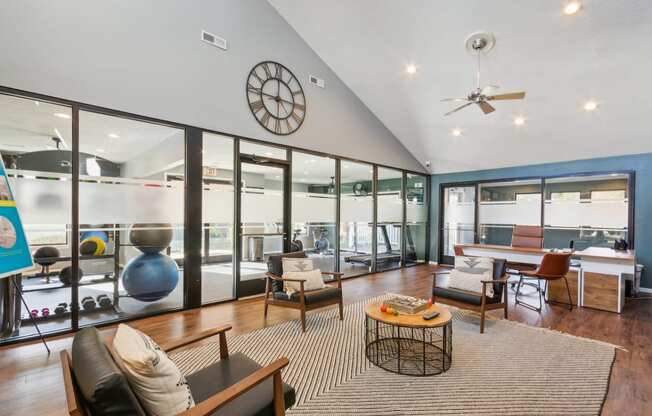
[171,296,615,415]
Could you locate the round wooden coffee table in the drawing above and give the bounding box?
[364,302,452,376]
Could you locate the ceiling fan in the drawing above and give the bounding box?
[443,32,525,116]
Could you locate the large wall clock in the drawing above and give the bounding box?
[246,61,306,135]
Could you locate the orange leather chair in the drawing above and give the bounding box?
[515,252,573,312]
[511,225,544,248]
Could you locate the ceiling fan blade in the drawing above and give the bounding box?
[486,92,526,101]
[477,101,495,114]
[444,102,473,116]
[441,98,468,102]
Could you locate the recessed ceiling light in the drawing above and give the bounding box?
[451,128,463,137]
[583,100,598,111]
[54,112,71,119]
[513,116,526,126]
[264,152,274,156]
[34,101,40,106]
[108,133,120,139]
[405,64,417,75]
[96,148,105,153]
[563,1,582,15]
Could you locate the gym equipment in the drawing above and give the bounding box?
[345,224,417,266]
[129,223,173,254]
[41,308,50,317]
[33,246,60,280]
[290,229,304,252]
[122,253,179,302]
[80,230,109,243]
[54,303,68,315]
[81,296,97,311]
[314,228,330,252]
[80,236,106,256]
[96,294,112,308]
[30,309,38,318]
[59,266,83,286]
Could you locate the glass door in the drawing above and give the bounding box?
[237,155,288,297]
[440,185,476,264]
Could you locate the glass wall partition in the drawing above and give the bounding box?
[291,151,336,273]
[478,179,542,246]
[441,185,476,263]
[376,168,403,271]
[543,174,630,250]
[406,174,428,265]
[0,93,73,340]
[339,160,374,277]
[201,133,235,304]
[78,111,185,327]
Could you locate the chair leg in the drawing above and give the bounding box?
[515,276,542,312]
[480,304,486,334]
[537,279,543,311]
[264,299,269,318]
[338,299,343,321]
[300,307,306,333]
[503,284,509,319]
[563,276,573,311]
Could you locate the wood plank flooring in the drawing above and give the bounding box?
[1,264,650,415]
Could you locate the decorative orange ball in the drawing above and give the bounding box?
[380,304,387,313]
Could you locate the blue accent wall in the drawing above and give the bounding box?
[430,153,652,288]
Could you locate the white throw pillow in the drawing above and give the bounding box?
[448,256,494,297]
[111,324,194,416]
[282,257,314,273]
[283,269,326,294]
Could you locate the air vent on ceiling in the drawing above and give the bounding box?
[202,30,227,50]
[309,74,325,88]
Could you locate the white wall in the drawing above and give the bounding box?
[0,0,424,173]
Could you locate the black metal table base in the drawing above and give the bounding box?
[365,315,452,376]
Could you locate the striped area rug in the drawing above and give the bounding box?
[170,296,615,415]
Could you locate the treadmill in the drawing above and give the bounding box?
[345,224,413,266]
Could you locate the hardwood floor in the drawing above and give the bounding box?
[1,264,650,415]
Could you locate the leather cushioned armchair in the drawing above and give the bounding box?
[432,258,508,333]
[61,326,294,416]
[265,251,343,332]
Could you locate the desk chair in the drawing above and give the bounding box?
[515,252,573,312]
[508,225,544,292]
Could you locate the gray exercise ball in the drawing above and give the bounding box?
[129,223,173,254]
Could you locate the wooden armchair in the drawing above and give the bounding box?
[264,251,343,332]
[61,325,294,416]
[432,258,509,333]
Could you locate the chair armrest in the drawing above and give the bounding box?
[265,272,307,283]
[266,272,284,281]
[161,325,232,353]
[321,271,343,288]
[177,357,290,416]
[60,351,84,416]
[480,277,510,285]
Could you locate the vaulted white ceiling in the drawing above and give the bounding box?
[269,0,652,173]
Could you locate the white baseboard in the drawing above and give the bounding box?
[429,261,438,265]
[638,287,652,294]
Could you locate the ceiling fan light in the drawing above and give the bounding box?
[583,100,598,111]
[564,1,582,15]
[405,64,417,75]
[451,128,463,137]
[513,116,526,126]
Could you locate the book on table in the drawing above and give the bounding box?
[384,294,429,314]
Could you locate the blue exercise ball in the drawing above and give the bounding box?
[121,253,179,302]
[80,230,109,243]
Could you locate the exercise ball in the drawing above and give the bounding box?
[121,253,179,302]
[129,223,173,254]
[80,236,106,256]
[33,246,60,266]
[59,266,83,286]
[80,230,109,243]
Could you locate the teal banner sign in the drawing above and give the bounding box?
[0,154,33,278]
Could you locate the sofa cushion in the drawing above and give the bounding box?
[267,251,307,292]
[111,324,194,416]
[71,327,146,416]
[186,352,296,416]
[433,286,502,306]
[449,256,494,297]
[273,287,342,305]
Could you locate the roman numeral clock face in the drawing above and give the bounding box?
[246,61,306,135]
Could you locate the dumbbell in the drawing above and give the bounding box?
[30,309,39,318]
[54,302,68,315]
[41,307,50,317]
[96,294,112,308]
[81,296,97,311]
